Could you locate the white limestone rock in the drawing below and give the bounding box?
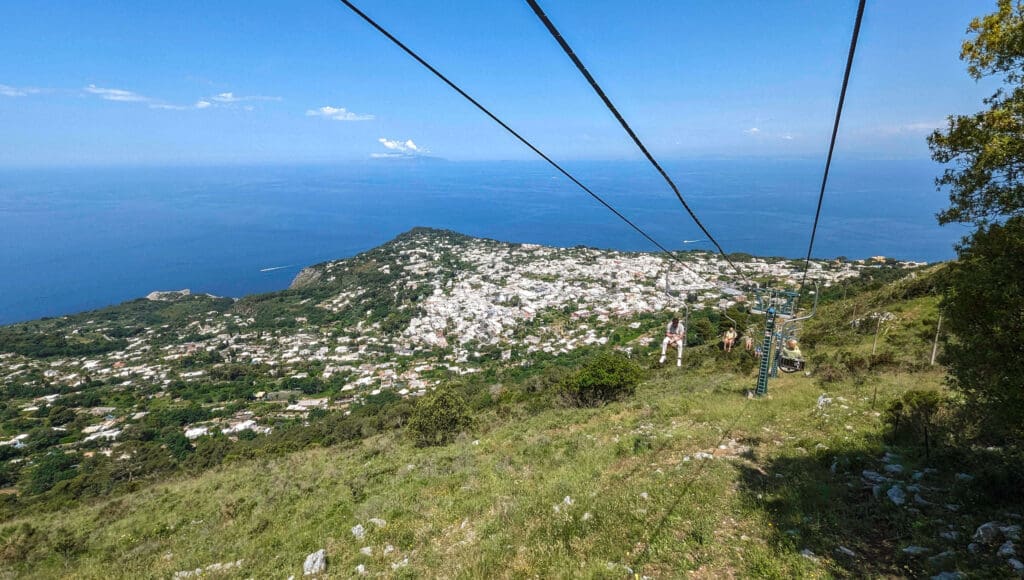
[974,522,1003,545]
[303,549,326,576]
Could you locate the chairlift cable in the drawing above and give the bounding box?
[800,0,867,288]
[525,0,748,283]
[336,0,705,282]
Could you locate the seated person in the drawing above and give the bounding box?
[660,316,686,367]
[723,326,738,352]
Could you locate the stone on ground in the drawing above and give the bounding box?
[303,549,326,576]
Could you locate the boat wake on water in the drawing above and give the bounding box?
[259,265,293,273]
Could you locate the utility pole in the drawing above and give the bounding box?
[871,314,882,356]
[930,314,943,366]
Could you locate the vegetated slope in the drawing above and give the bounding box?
[0,294,236,358]
[801,264,950,380]
[3,269,1021,579]
[0,227,881,522]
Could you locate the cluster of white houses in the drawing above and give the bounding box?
[0,232,908,457]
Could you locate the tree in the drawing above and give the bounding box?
[559,351,643,407]
[929,0,1024,227]
[407,387,473,447]
[928,0,1024,442]
[47,406,76,427]
[941,218,1024,439]
[691,318,717,346]
[23,451,78,495]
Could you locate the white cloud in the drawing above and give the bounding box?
[742,126,796,140]
[0,84,42,97]
[379,138,421,152]
[85,84,150,102]
[83,85,251,111]
[374,137,428,157]
[895,121,943,133]
[212,91,281,103]
[880,120,942,135]
[864,121,945,137]
[306,105,375,121]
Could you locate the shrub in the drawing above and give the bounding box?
[941,217,1024,444]
[884,390,951,458]
[955,448,1024,507]
[0,524,41,564]
[812,350,871,383]
[23,451,78,495]
[184,434,232,472]
[407,388,474,447]
[49,526,87,560]
[560,351,642,407]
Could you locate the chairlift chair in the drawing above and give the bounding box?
[749,288,801,319]
[777,335,806,373]
[772,283,821,373]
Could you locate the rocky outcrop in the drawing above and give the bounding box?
[289,267,322,290]
[146,289,191,301]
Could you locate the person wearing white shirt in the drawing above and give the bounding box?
[660,317,685,367]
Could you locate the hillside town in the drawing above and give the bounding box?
[0,229,919,476]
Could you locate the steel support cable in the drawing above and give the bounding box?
[525,0,748,282]
[336,0,707,282]
[800,0,867,288]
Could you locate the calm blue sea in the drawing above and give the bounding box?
[0,159,969,325]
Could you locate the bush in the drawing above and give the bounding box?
[941,217,1024,444]
[407,388,474,447]
[811,350,871,383]
[954,448,1024,507]
[0,523,41,564]
[23,451,78,495]
[560,351,642,407]
[514,366,570,411]
[884,390,951,458]
[184,435,232,472]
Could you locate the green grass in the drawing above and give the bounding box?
[3,362,984,579]
[5,267,1018,578]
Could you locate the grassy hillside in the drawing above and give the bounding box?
[0,367,927,578]
[4,267,1022,578]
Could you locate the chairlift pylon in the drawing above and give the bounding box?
[755,281,821,392]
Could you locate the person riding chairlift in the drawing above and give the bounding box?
[660,316,685,367]
[723,326,738,353]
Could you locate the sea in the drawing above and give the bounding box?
[0,159,971,325]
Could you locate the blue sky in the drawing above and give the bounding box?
[0,0,1000,166]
